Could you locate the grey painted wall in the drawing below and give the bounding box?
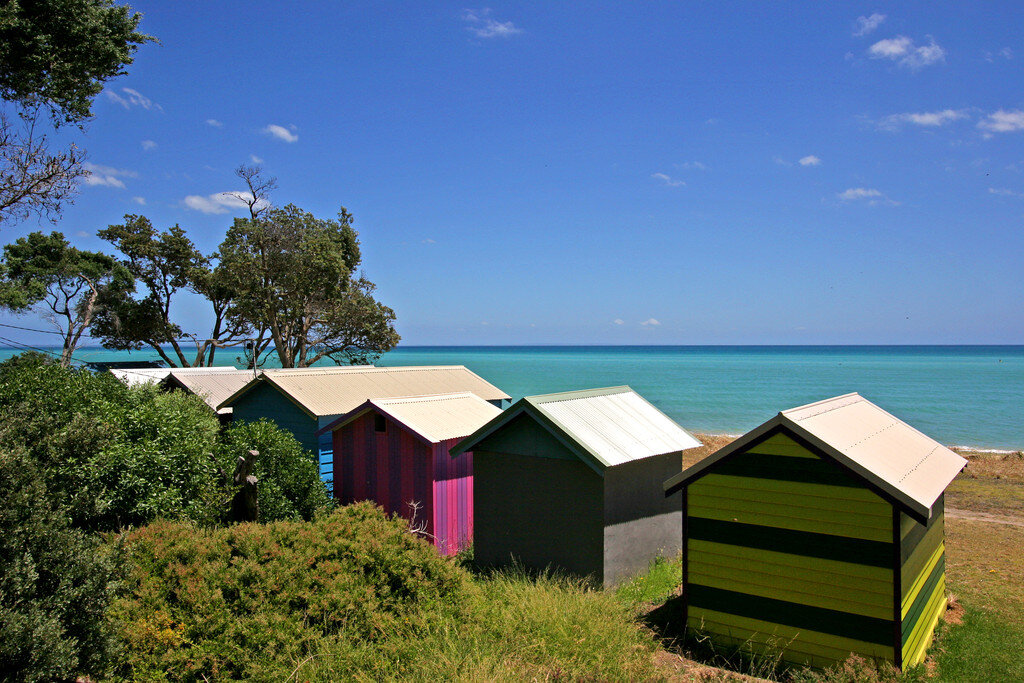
[473,448,605,580]
[601,451,684,585]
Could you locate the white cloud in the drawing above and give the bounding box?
[141,139,157,151]
[75,230,90,238]
[988,187,1024,198]
[837,187,898,205]
[422,238,436,244]
[250,154,263,163]
[206,118,224,128]
[461,8,522,39]
[674,161,707,170]
[612,319,625,325]
[978,109,1024,134]
[183,191,268,215]
[878,109,970,131]
[652,172,685,187]
[1001,47,1014,59]
[81,162,137,189]
[798,155,821,166]
[773,156,792,167]
[640,318,661,326]
[106,87,161,111]
[868,35,945,69]
[853,13,886,37]
[132,196,147,205]
[263,124,298,143]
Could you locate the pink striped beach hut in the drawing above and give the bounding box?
[317,392,502,555]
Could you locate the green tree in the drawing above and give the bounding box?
[219,203,400,367]
[92,215,247,367]
[0,0,153,225]
[0,231,130,366]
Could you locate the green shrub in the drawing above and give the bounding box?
[217,419,330,523]
[0,448,125,682]
[109,502,468,681]
[0,354,223,530]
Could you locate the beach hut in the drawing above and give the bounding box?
[161,369,260,423]
[451,386,702,586]
[317,392,502,554]
[663,393,967,671]
[219,366,510,483]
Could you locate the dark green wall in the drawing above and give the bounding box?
[231,383,319,455]
[473,449,604,581]
[474,411,577,461]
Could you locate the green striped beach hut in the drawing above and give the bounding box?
[663,393,966,670]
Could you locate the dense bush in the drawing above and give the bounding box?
[110,503,468,680]
[217,419,330,523]
[0,448,124,682]
[0,353,223,530]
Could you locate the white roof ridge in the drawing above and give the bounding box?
[781,392,862,419]
[371,392,478,405]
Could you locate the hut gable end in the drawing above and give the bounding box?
[472,410,578,462]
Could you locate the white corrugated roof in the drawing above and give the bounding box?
[110,366,238,388]
[219,365,510,416]
[454,386,700,471]
[664,393,967,521]
[781,393,967,518]
[323,392,503,443]
[528,387,702,468]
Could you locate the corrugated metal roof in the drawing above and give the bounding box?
[110,366,238,387]
[219,365,510,416]
[164,370,259,415]
[453,386,701,472]
[323,392,503,443]
[664,393,967,522]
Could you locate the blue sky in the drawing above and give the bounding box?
[4,2,1024,346]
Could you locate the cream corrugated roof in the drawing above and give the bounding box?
[219,365,510,416]
[454,386,701,471]
[165,369,259,415]
[665,393,967,521]
[323,392,503,443]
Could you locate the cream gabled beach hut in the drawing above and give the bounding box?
[219,366,510,483]
[663,393,966,670]
[452,386,701,586]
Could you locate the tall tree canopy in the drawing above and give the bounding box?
[0,0,152,225]
[219,204,400,367]
[0,230,130,366]
[92,216,245,367]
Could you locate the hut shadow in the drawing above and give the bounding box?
[640,593,688,647]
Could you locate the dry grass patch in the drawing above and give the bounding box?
[944,518,1024,624]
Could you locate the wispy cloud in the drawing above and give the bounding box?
[651,172,685,187]
[674,161,707,171]
[106,87,162,111]
[988,187,1024,198]
[81,162,137,189]
[984,47,1014,62]
[132,196,146,205]
[422,238,436,244]
[878,108,970,131]
[206,118,224,128]
[183,191,268,215]
[838,187,898,205]
[612,319,625,325]
[461,8,522,39]
[249,154,263,164]
[868,35,945,69]
[773,156,792,167]
[141,139,157,151]
[263,124,298,143]
[798,155,821,167]
[640,318,661,327]
[853,13,886,37]
[978,109,1024,134]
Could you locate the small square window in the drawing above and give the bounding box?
[374,414,387,433]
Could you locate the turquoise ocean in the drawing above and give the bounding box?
[3,345,1021,451]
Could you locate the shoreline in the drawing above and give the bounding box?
[695,432,1022,457]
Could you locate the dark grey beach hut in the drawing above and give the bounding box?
[451,386,701,586]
